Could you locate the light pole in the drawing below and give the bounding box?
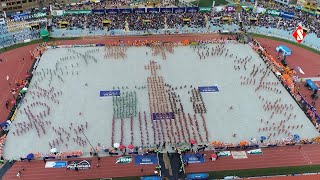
[79,128,99,158]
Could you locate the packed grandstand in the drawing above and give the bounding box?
[0,0,320,179]
[0,0,319,49]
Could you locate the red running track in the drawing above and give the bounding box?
[3,156,155,180]
[254,37,320,116]
[185,144,320,174]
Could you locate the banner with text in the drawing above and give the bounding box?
[134,155,158,165]
[92,9,105,14]
[99,90,120,97]
[280,11,294,19]
[64,10,92,15]
[225,6,236,12]
[217,151,231,157]
[67,160,91,170]
[45,161,67,168]
[173,7,186,13]
[266,9,280,16]
[183,154,205,163]
[247,148,262,154]
[147,8,160,13]
[198,86,219,92]
[116,156,132,164]
[160,8,173,13]
[152,112,175,120]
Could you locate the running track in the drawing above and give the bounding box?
[185,144,320,174]
[1,34,320,179]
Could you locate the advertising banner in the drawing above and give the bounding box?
[32,12,47,18]
[134,155,158,165]
[173,7,186,13]
[186,7,199,13]
[116,156,132,164]
[160,8,173,13]
[247,148,262,154]
[0,18,5,25]
[266,9,280,16]
[280,11,294,19]
[99,90,120,97]
[217,151,231,157]
[45,161,67,168]
[231,151,248,159]
[51,10,64,16]
[133,8,145,13]
[199,7,212,12]
[225,6,236,12]
[182,154,205,163]
[119,8,132,14]
[198,86,219,92]
[152,112,175,120]
[67,160,91,170]
[64,10,91,14]
[147,8,159,13]
[12,13,30,21]
[106,9,119,14]
[92,9,105,14]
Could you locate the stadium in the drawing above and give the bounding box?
[0,0,320,179]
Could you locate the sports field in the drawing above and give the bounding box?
[3,42,319,159]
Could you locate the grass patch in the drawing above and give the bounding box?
[249,33,320,55]
[214,0,229,6]
[208,165,320,179]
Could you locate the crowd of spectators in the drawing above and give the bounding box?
[49,1,320,38]
[1,0,320,48]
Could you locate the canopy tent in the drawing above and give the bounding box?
[276,45,292,56]
[40,29,50,42]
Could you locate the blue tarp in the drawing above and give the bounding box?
[186,173,209,180]
[182,154,205,163]
[135,155,158,165]
[276,45,292,56]
[27,153,34,160]
[0,122,8,127]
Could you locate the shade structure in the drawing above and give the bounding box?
[260,136,266,141]
[294,134,300,140]
[113,143,120,148]
[211,154,217,158]
[119,144,126,150]
[50,148,57,153]
[128,144,134,149]
[189,139,196,145]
